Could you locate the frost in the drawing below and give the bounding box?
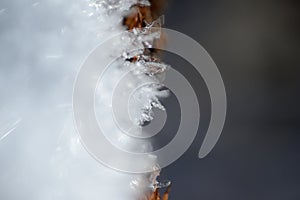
[0,0,169,199]
[87,0,150,15]
[129,84,169,126]
[0,114,22,142]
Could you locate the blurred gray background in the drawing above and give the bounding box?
[158,0,300,199]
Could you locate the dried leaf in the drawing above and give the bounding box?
[147,185,171,200]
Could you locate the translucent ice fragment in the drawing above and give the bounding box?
[153,180,171,189]
[0,117,22,142]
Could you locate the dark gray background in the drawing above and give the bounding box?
[158,0,300,199]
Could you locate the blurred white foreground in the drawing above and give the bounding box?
[0,0,166,199]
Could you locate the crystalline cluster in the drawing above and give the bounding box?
[120,18,170,126]
[93,0,171,197]
[86,0,171,196]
